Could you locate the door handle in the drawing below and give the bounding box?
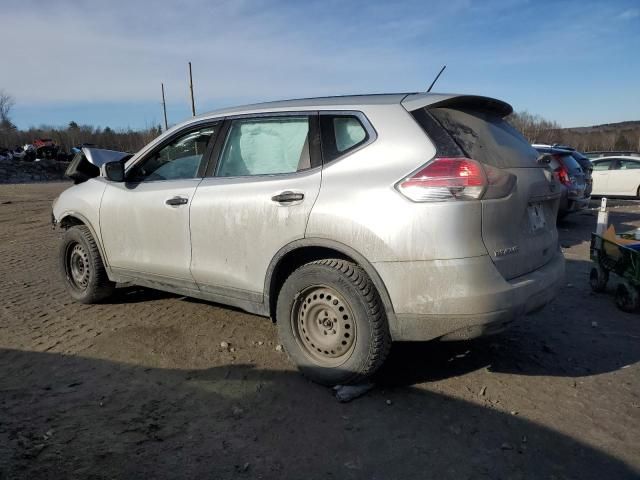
[165,196,189,206]
[271,191,304,203]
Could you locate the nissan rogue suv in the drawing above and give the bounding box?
[53,93,565,385]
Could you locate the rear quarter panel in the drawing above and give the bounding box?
[306,104,487,262]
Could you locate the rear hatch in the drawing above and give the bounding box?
[408,99,561,280]
[549,153,587,199]
[570,152,592,196]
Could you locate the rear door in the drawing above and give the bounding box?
[428,107,560,280]
[189,113,322,298]
[591,159,614,195]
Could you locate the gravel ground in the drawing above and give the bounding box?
[0,183,639,479]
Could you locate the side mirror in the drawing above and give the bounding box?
[104,161,125,182]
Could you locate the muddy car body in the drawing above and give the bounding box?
[53,93,565,384]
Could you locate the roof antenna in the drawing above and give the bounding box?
[426,65,446,93]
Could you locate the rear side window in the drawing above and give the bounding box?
[320,114,369,164]
[415,107,539,168]
[619,159,640,170]
[216,116,311,177]
[571,152,593,172]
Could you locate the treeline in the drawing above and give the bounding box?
[508,111,640,152]
[1,113,639,156]
[0,121,163,153]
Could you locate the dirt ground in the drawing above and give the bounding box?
[0,182,639,480]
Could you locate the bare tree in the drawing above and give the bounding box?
[0,89,15,124]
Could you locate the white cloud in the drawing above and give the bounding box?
[619,8,639,20]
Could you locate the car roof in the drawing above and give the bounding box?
[187,92,512,122]
[592,156,640,162]
[195,93,410,119]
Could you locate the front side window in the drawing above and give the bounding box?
[592,160,612,171]
[128,125,218,182]
[216,116,311,177]
[320,114,369,164]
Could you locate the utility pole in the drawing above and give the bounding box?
[161,83,169,131]
[188,61,196,116]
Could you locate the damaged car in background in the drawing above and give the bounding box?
[52,92,565,386]
[533,144,590,219]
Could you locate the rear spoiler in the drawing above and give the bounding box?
[401,93,513,118]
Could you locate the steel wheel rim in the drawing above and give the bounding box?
[67,242,90,290]
[291,285,357,366]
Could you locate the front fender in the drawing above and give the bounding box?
[53,179,109,267]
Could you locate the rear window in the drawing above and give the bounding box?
[571,152,592,171]
[414,107,539,168]
[620,159,640,170]
[552,154,582,173]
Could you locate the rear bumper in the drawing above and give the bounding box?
[376,251,565,341]
[560,192,590,214]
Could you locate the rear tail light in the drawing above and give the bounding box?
[396,157,516,202]
[554,165,571,186]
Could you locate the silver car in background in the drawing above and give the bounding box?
[52,93,565,385]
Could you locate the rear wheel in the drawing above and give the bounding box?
[589,265,609,293]
[59,225,115,303]
[276,259,391,386]
[615,281,640,313]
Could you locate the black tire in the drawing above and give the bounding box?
[615,281,640,313]
[589,266,609,293]
[276,259,391,386]
[59,225,115,304]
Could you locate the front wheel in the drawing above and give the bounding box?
[276,259,391,386]
[59,225,115,303]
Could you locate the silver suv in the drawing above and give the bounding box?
[53,93,565,385]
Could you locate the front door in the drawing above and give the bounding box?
[189,114,322,299]
[99,123,220,286]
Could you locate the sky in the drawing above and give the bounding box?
[1,0,639,130]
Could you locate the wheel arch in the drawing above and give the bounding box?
[265,238,396,324]
[58,212,110,269]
